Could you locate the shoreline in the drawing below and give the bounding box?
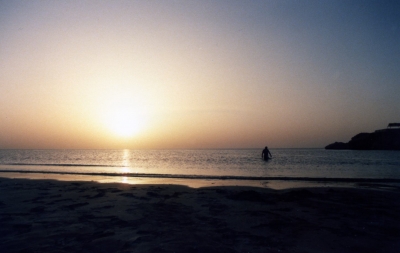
[1,177,400,252]
[1,171,400,190]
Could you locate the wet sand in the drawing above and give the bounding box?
[0,177,400,253]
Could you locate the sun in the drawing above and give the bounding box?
[97,84,153,138]
[107,108,148,138]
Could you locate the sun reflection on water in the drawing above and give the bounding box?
[120,150,131,181]
[122,149,131,168]
[121,167,131,173]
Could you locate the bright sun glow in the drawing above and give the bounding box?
[97,81,154,139]
[107,108,148,137]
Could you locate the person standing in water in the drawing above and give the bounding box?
[262,146,272,160]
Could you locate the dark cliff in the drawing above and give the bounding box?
[325,128,400,150]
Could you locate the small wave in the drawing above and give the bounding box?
[0,163,122,167]
[0,170,399,183]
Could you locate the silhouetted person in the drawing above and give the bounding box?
[262,146,272,160]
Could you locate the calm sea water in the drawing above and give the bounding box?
[0,149,399,180]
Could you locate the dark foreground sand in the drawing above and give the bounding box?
[0,177,400,253]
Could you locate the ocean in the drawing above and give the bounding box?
[0,149,399,182]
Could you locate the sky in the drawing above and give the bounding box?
[1,0,399,149]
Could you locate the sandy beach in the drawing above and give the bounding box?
[1,177,400,253]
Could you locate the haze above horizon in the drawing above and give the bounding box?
[1,0,399,149]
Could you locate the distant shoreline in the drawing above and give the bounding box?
[326,128,400,150]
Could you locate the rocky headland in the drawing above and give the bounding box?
[325,127,400,150]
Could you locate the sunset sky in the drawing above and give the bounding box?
[1,0,399,149]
